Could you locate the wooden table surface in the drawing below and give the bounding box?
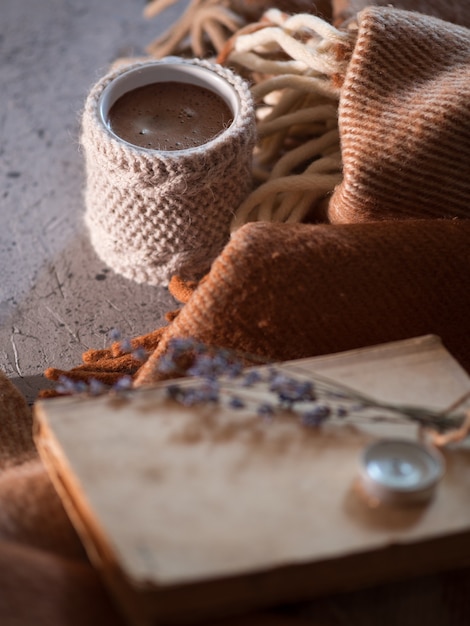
[0,0,179,404]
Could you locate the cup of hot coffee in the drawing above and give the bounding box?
[81,58,256,286]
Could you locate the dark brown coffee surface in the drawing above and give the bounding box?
[107,81,233,150]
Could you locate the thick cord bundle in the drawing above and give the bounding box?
[144,0,329,58]
[220,9,354,229]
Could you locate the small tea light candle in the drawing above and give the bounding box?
[358,439,445,506]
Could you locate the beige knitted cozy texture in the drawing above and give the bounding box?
[81,58,256,286]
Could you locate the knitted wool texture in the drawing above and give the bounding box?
[333,0,470,27]
[81,58,256,286]
[328,6,470,223]
[134,218,470,386]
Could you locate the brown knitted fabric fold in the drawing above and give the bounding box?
[0,540,124,626]
[0,372,82,555]
[0,371,119,624]
[333,0,470,27]
[328,6,470,223]
[134,218,470,386]
[0,371,35,469]
[0,459,85,559]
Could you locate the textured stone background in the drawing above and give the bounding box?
[1,0,183,402]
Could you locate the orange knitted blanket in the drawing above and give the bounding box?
[3,1,470,625]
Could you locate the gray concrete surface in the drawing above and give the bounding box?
[1,0,184,403]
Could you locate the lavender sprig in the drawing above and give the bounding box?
[53,334,469,438]
[159,338,469,435]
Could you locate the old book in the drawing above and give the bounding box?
[34,335,470,626]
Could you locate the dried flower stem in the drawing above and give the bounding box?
[48,335,470,444]
[158,339,470,441]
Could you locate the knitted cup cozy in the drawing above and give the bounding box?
[81,58,256,286]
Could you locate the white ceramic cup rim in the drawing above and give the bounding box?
[98,60,240,155]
